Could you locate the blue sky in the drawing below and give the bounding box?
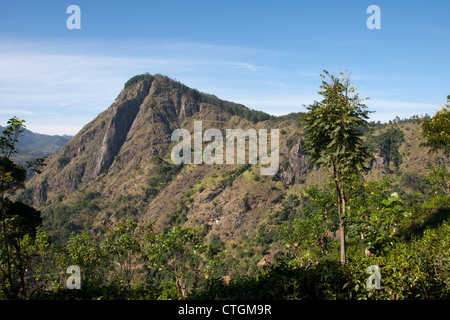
[0,0,449,135]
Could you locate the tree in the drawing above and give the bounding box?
[146,224,224,298]
[102,220,147,288]
[52,232,108,292]
[373,128,404,171]
[420,96,450,156]
[278,184,336,266]
[300,70,372,265]
[420,96,450,195]
[0,117,46,298]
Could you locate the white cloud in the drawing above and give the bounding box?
[0,109,36,116]
[229,62,271,71]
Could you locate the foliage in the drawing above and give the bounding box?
[344,218,450,300]
[223,104,271,123]
[300,70,372,265]
[0,118,45,299]
[1,182,449,300]
[420,95,450,156]
[190,258,348,300]
[54,232,107,290]
[145,157,183,199]
[123,73,154,90]
[355,192,406,255]
[0,216,226,300]
[192,189,449,300]
[220,163,251,188]
[101,220,147,288]
[273,193,300,222]
[300,71,372,173]
[420,96,450,195]
[57,155,70,169]
[146,223,225,299]
[368,127,404,171]
[278,184,337,264]
[424,160,449,196]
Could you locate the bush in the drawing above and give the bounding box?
[343,221,449,300]
[57,156,70,169]
[190,259,348,300]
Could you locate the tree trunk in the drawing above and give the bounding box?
[339,183,347,266]
[332,162,346,266]
[175,274,186,298]
[332,161,348,266]
[339,217,346,266]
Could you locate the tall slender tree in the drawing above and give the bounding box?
[300,70,372,265]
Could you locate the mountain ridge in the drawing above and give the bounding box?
[0,125,73,174]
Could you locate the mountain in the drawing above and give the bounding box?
[16,73,441,278]
[0,125,73,171]
[0,126,73,156]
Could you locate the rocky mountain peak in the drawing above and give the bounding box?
[22,74,270,202]
[93,77,153,176]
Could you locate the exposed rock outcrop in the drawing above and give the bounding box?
[94,89,147,176]
[279,138,313,184]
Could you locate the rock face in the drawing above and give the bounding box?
[94,81,150,176]
[279,138,313,185]
[288,139,313,180]
[371,152,386,169]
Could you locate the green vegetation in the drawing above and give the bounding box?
[1,219,224,300]
[420,96,450,195]
[368,127,405,172]
[420,95,450,156]
[57,155,70,169]
[123,73,154,89]
[300,70,372,265]
[145,157,184,198]
[2,76,449,300]
[222,104,271,123]
[219,163,251,188]
[193,182,449,300]
[5,176,447,300]
[1,118,46,299]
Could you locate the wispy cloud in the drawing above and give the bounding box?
[229,62,271,71]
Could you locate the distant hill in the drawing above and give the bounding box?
[15,73,445,279]
[0,125,73,170]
